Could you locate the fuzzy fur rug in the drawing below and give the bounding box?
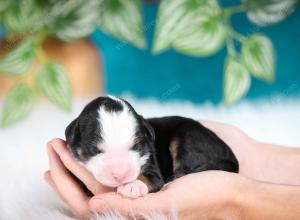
[0,95,299,220]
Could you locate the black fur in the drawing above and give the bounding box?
[65,97,124,162]
[147,116,239,186]
[65,97,239,194]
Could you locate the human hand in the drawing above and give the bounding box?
[45,138,113,219]
[45,121,246,218]
[44,121,300,219]
[45,140,243,219]
[201,120,300,185]
[88,171,244,219]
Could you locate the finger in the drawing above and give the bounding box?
[44,170,63,200]
[49,138,111,195]
[47,141,91,218]
[89,191,171,217]
[49,139,94,182]
[44,170,69,203]
[47,139,70,175]
[47,141,89,199]
[44,170,56,189]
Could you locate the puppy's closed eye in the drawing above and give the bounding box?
[87,146,102,156]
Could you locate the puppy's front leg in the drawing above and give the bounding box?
[117,179,148,198]
[116,169,164,198]
[116,164,164,198]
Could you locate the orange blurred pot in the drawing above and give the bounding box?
[0,37,103,98]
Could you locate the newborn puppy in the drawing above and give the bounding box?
[65,96,239,198]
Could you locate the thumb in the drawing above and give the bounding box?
[89,191,171,217]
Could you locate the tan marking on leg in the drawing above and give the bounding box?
[169,137,180,173]
[138,174,151,190]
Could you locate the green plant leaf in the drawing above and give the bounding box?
[1,83,36,127]
[97,0,146,49]
[242,34,275,82]
[243,0,298,26]
[0,0,10,14]
[224,57,251,105]
[0,38,36,75]
[153,0,223,55]
[2,0,48,34]
[173,15,226,56]
[53,0,101,41]
[36,62,72,111]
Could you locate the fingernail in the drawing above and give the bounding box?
[91,199,109,212]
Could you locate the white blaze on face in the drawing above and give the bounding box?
[84,96,149,187]
[97,99,136,151]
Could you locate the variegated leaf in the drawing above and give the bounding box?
[0,0,10,14]
[0,38,36,75]
[224,57,251,105]
[1,83,36,127]
[173,15,226,56]
[243,0,298,26]
[54,0,101,41]
[242,34,275,82]
[36,62,72,111]
[98,0,146,49]
[3,0,47,34]
[153,0,222,54]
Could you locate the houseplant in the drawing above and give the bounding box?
[0,0,298,127]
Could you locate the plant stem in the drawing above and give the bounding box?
[222,4,247,56]
[226,36,236,57]
[229,29,247,42]
[223,7,237,57]
[36,45,48,64]
[36,31,49,64]
[16,31,50,93]
[224,4,245,15]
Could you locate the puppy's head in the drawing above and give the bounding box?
[65,96,154,187]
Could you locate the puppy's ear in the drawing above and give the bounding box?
[140,116,155,142]
[65,118,80,146]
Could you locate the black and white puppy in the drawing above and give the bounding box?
[65,96,239,198]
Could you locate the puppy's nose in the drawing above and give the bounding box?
[111,165,130,182]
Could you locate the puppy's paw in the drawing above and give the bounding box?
[117,180,148,198]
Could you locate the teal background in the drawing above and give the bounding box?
[0,28,4,39]
[91,1,300,104]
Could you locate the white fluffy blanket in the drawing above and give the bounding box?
[0,96,299,220]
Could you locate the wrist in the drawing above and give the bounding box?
[236,178,300,220]
[248,141,300,185]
